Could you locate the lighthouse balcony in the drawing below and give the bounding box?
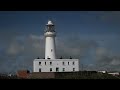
[45,29,55,32]
[44,32,56,37]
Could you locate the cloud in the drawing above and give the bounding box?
[24,34,45,57]
[56,36,98,59]
[0,34,45,73]
[6,41,24,55]
[94,47,120,71]
[110,58,120,66]
[99,11,120,27]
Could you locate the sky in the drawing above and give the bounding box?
[0,11,120,73]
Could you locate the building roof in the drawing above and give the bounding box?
[34,59,79,61]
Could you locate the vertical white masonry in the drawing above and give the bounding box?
[44,20,56,59]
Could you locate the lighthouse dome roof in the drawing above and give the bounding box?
[47,20,54,25]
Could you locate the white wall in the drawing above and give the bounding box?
[108,72,119,76]
[33,59,79,72]
[98,71,106,73]
[45,32,56,59]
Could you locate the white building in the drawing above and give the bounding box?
[108,72,120,76]
[98,71,107,73]
[33,59,79,72]
[33,20,79,72]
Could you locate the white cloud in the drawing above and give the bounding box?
[110,58,120,66]
[29,34,42,40]
[94,47,120,71]
[6,41,24,55]
[96,47,107,57]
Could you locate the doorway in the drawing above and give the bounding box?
[56,67,59,72]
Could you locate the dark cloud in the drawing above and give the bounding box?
[100,11,120,22]
[99,11,120,29]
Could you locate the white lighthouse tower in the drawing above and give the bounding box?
[33,20,79,72]
[44,20,56,59]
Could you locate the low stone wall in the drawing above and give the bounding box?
[17,70,30,79]
[28,72,55,79]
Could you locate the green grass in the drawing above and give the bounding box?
[54,71,119,79]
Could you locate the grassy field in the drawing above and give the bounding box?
[54,71,120,79]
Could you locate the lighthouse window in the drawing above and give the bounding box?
[62,62,65,65]
[39,68,41,72]
[39,62,41,65]
[50,68,52,72]
[51,49,52,52]
[63,68,65,71]
[45,62,46,65]
[50,62,52,65]
[56,67,59,72]
[73,62,75,65]
[73,68,75,71]
[68,62,69,65]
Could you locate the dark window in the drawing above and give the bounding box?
[39,62,41,65]
[73,68,75,71]
[45,62,46,65]
[39,68,41,72]
[60,56,62,59]
[50,62,52,65]
[73,62,75,65]
[51,49,52,52]
[56,67,59,72]
[68,62,69,65]
[70,56,72,59]
[47,56,50,59]
[27,70,30,73]
[63,68,64,71]
[37,57,40,59]
[50,68,52,72]
[62,62,65,65]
